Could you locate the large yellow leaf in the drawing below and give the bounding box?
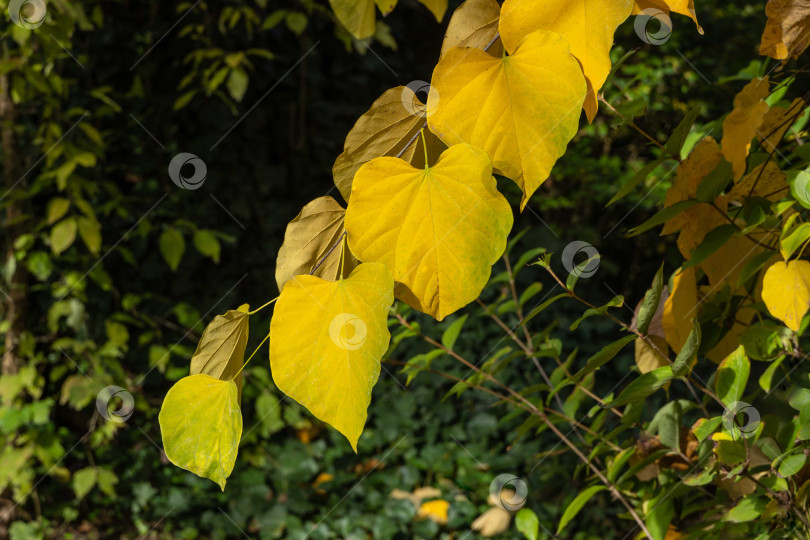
[159,374,242,490]
[728,161,788,203]
[428,30,586,210]
[762,260,810,332]
[440,0,502,58]
[275,196,358,292]
[499,0,634,122]
[722,77,770,182]
[663,266,698,353]
[345,143,513,320]
[759,0,810,61]
[190,305,250,399]
[269,263,394,450]
[329,0,396,39]
[333,86,433,202]
[632,0,701,31]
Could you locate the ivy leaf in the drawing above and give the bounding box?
[762,260,810,332]
[332,87,431,202]
[190,307,250,399]
[158,374,243,490]
[440,0,501,58]
[721,77,770,181]
[269,263,394,450]
[275,196,358,292]
[428,30,586,210]
[51,218,78,255]
[759,0,810,60]
[159,228,185,272]
[499,0,633,122]
[345,144,513,321]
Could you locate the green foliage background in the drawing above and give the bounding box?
[0,0,804,538]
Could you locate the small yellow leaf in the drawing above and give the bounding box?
[762,260,810,332]
[417,499,449,524]
[275,196,358,292]
[190,309,250,398]
[440,0,502,58]
[428,30,586,210]
[722,77,771,182]
[632,0,702,32]
[269,263,394,450]
[499,0,634,122]
[662,267,698,353]
[416,0,447,22]
[332,86,431,202]
[159,374,242,490]
[329,0,396,39]
[759,0,810,61]
[345,144,513,320]
[635,336,670,374]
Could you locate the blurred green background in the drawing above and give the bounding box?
[0,0,783,538]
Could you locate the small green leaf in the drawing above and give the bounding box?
[724,496,767,523]
[226,68,249,103]
[608,158,668,206]
[441,314,468,350]
[759,355,785,393]
[515,508,540,540]
[557,486,606,533]
[778,453,806,477]
[715,346,750,407]
[571,335,635,382]
[672,321,700,377]
[628,200,701,237]
[780,223,810,261]
[159,374,242,490]
[521,293,568,326]
[607,366,673,408]
[666,107,701,157]
[77,216,102,255]
[692,416,723,442]
[51,218,78,255]
[636,263,664,335]
[72,467,97,500]
[741,323,791,360]
[160,228,185,272]
[47,197,71,225]
[569,295,623,331]
[193,230,221,264]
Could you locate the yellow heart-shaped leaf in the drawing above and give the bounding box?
[762,260,810,332]
[345,143,513,320]
[159,374,242,490]
[428,30,586,210]
[269,263,394,450]
[499,0,634,122]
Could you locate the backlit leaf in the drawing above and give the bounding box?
[762,260,810,332]
[428,30,586,210]
[329,0,397,39]
[632,0,701,31]
[662,267,697,353]
[759,0,810,60]
[345,144,513,320]
[499,0,634,122]
[440,0,501,58]
[269,263,394,450]
[159,228,185,272]
[159,374,242,490]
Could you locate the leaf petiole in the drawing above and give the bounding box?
[248,297,279,315]
[232,332,271,379]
